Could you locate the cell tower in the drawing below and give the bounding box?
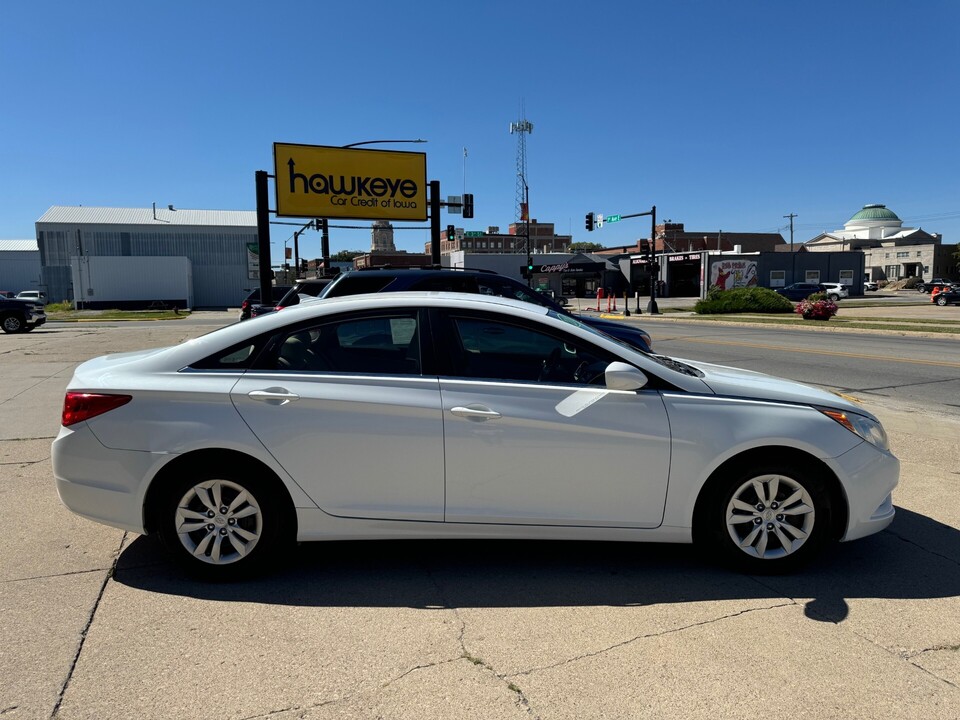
[509,107,533,250]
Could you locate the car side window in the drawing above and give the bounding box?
[442,313,612,385]
[272,312,421,375]
[476,278,547,307]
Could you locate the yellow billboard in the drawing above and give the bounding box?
[273,143,427,221]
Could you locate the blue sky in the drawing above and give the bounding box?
[2,1,959,260]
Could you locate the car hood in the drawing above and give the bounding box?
[676,357,874,419]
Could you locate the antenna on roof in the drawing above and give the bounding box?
[153,202,156,220]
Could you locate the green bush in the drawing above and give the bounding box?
[694,286,794,314]
[45,301,74,312]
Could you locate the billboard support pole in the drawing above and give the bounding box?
[430,180,441,265]
[255,170,273,305]
[320,218,330,275]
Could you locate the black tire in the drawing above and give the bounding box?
[154,462,292,580]
[917,285,927,293]
[699,460,833,573]
[827,294,839,301]
[2,314,24,333]
[937,296,948,306]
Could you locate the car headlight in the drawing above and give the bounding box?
[819,408,889,451]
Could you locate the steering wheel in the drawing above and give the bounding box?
[538,347,561,382]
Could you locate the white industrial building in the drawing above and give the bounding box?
[35,206,260,308]
[0,239,42,295]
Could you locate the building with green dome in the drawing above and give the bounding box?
[803,204,956,283]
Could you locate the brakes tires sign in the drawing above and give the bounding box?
[274,143,427,221]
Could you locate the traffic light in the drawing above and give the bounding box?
[446,225,456,241]
[639,239,649,260]
[584,212,594,232]
[462,193,474,219]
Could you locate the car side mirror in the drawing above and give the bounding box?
[604,361,648,391]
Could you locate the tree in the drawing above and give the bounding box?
[569,241,604,252]
[332,250,363,261]
[953,244,960,273]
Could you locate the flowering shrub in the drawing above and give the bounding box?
[796,292,838,320]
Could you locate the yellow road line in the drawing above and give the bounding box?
[677,336,960,369]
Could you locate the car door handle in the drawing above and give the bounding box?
[451,405,502,421]
[248,389,300,405]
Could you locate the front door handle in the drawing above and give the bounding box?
[451,405,502,421]
[248,388,300,405]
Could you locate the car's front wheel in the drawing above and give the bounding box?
[702,461,833,572]
[155,466,290,580]
[937,296,949,306]
[827,293,839,301]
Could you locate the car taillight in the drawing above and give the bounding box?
[275,306,285,311]
[62,393,132,427]
[241,300,250,310]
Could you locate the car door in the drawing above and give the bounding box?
[231,309,445,522]
[432,309,672,528]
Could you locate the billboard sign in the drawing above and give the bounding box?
[273,143,427,221]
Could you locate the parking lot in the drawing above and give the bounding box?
[2,317,959,719]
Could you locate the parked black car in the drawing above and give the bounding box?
[239,285,292,321]
[775,283,829,301]
[916,279,958,294]
[933,289,960,306]
[251,278,335,319]
[1,296,47,333]
[310,268,653,352]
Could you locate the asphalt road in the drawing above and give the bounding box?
[1,315,958,719]
[643,320,960,421]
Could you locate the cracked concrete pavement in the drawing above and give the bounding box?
[1,316,958,719]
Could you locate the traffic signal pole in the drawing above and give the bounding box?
[586,205,659,315]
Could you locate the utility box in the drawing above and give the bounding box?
[70,256,193,309]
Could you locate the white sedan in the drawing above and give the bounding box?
[53,293,898,579]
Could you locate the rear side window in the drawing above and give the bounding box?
[189,338,268,371]
[271,312,421,375]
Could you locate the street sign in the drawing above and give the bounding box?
[605,214,622,223]
[448,195,462,214]
[464,231,485,237]
[596,213,604,228]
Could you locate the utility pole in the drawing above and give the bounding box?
[783,213,797,284]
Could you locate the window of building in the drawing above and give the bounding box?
[916,251,922,257]
[805,270,820,283]
[896,251,909,258]
[884,265,899,279]
[769,270,786,288]
[838,270,854,285]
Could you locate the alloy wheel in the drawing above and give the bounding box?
[725,474,815,560]
[174,479,263,565]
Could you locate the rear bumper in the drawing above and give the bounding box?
[52,423,164,534]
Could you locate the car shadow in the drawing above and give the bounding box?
[114,507,960,623]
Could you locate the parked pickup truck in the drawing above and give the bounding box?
[0,296,47,333]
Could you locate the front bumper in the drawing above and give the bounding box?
[829,440,900,542]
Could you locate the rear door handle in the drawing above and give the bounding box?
[248,389,300,405]
[451,405,502,421]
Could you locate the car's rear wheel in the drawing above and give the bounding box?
[827,293,839,301]
[2,314,24,333]
[155,466,290,580]
[702,461,832,572]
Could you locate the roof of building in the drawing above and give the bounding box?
[848,204,900,222]
[0,239,39,252]
[36,206,257,227]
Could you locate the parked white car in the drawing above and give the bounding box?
[52,293,898,579]
[820,283,849,300]
[864,281,879,292]
[15,290,46,304]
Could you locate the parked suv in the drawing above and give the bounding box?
[820,283,849,301]
[15,290,46,304]
[311,268,653,352]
